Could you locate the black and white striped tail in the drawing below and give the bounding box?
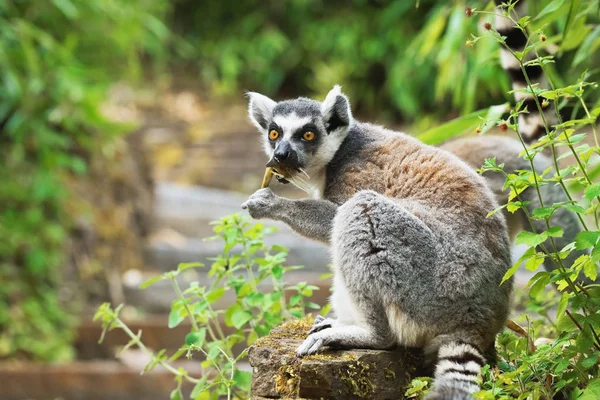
[494,0,555,143]
[426,341,485,400]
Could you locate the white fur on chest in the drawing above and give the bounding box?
[290,170,326,199]
[330,273,364,326]
[385,304,436,347]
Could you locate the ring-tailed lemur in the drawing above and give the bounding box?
[242,85,512,399]
[443,0,587,282]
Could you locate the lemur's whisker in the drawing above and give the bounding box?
[298,168,311,180]
[289,179,311,195]
[289,174,312,195]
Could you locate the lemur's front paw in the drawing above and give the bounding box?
[308,315,336,334]
[296,332,327,356]
[241,188,281,220]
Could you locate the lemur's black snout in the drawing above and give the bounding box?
[269,141,300,169]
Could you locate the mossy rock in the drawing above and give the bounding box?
[249,318,425,399]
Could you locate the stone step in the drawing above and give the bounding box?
[0,360,200,400]
[147,182,331,273]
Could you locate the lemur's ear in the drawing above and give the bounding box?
[247,92,276,130]
[321,85,353,134]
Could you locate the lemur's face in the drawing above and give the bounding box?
[247,86,353,183]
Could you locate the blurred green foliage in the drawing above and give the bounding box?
[171,0,600,123]
[0,0,168,361]
[2,0,599,364]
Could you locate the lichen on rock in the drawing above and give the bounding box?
[249,318,426,399]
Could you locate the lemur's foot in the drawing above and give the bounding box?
[308,315,336,334]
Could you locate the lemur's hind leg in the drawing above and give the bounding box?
[296,190,439,356]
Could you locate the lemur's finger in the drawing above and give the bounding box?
[306,337,324,355]
[313,315,325,323]
[308,320,332,335]
[295,337,316,356]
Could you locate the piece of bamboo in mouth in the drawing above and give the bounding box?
[261,167,274,189]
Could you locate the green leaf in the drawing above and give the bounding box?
[562,0,583,50]
[177,262,204,271]
[573,26,600,67]
[581,378,600,400]
[564,203,586,214]
[140,275,165,289]
[231,309,253,329]
[270,244,288,254]
[237,283,253,298]
[532,207,554,220]
[556,312,578,333]
[535,0,566,21]
[245,292,264,307]
[517,16,530,28]
[185,328,206,347]
[528,272,550,298]
[170,388,183,400]
[515,231,547,247]
[289,294,303,306]
[206,287,226,303]
[191,375,210,398]
[584,183,600,201]
[546,226,564,238]
[556,292,570,319]
[584,258,598,282]
[233,370,252,392]
[168,308,186,329]
[51,0,79,19]
[575,231,600,250]
[272,265,283,280]
[524,252,545,272]
[581,353,599,369]
[417,103,508,145]
[502,261,521,285]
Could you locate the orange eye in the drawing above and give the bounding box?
[303,131,315,141]
[269,130,279,140]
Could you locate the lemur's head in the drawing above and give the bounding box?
[247,85,353,181]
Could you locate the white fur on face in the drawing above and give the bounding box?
[311,128,347,172]
[273,113,313,142]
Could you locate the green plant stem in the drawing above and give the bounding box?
[200,292,233,358]
[217,347,235,400]
[114,317,201,384]
[578,95,599,149]
[194,345,231,393]
[171,277,200,332]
